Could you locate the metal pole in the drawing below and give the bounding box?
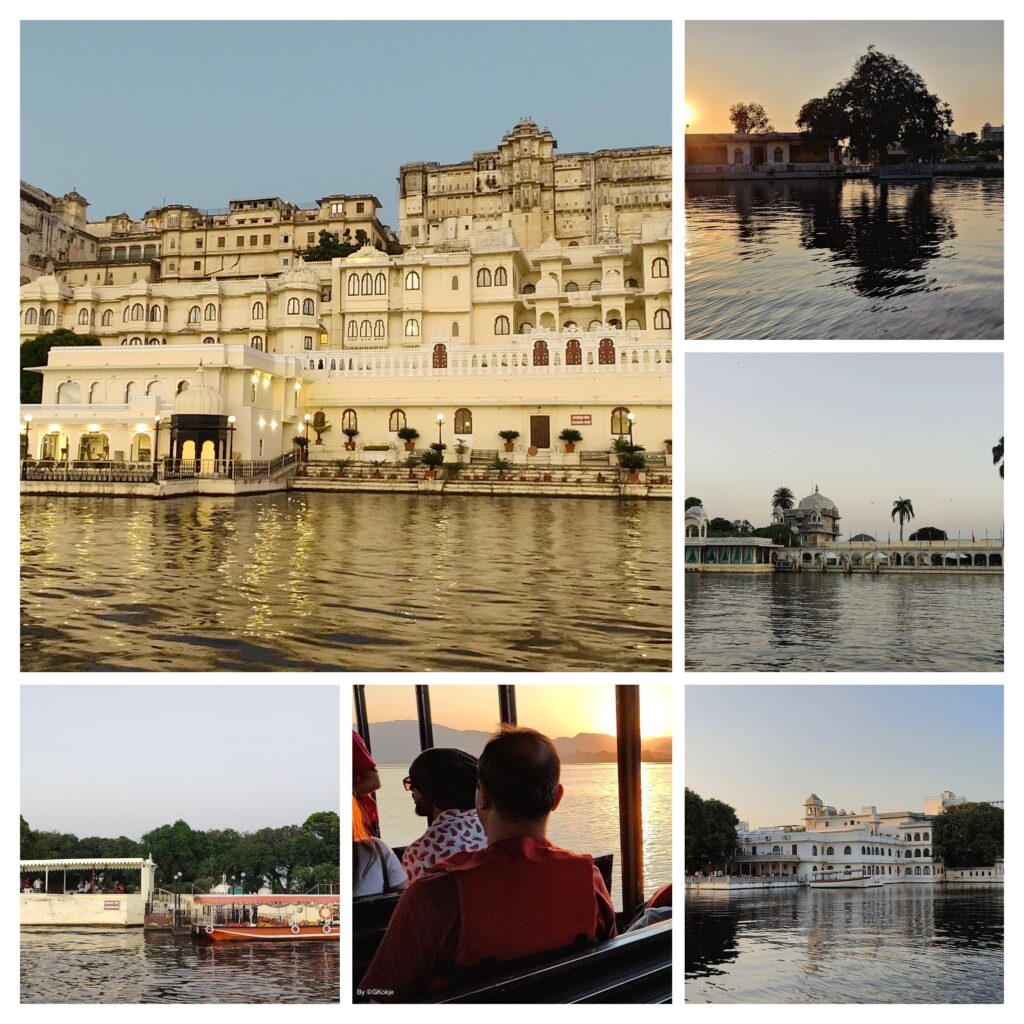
[498,684,518,726]
[353,685,371,750]
[615,684,644,918]
[415,685,434,750]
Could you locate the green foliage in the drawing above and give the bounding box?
[909,526,948,541]
[619,450,647,472]
[21,329,102,404]
[312,411,331,442]
[292,435,309,448]
[729,101,774,134]
[993,437,1004,479]
[796,46,953,162]
[931,803,1003,870]
[301,229,361,262]
[444,461,464,478]
[685,788,739,874]
[708,517,735,533]
[396,427,420,443]
[558,428,583,443]
[422,449,444,468]
[891,497,915,541]
[771,486,795,511]
[492,457,512,472]
[498,429,520,442]
[685,497,703,509]
[342,427,359,440]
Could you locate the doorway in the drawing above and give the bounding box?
[530,415,550,449]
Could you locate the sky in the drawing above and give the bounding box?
[360,684,673,739]
[20,21,671,228]
[685,21,1003,135]
[21,686,340,838]
[686,685,1003,826]
[685,353,1004,539]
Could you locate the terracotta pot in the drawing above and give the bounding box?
[424,470,436,480]
[315,438,323,445]
[627,472,640,484]
[564,443,576,453]
[344,441,356,451]
[543,474,552,482]
[404,441,415,451]
[503,442,515,452]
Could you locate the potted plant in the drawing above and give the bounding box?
[397,426,420,452]
[421,448,444,479]
[444,460,464,480]
[558,427,583,453]
[498,429,520,453]
[403,454,421,479]
[664,439,672,455]
[619,449,647,484]
[454,437,469,462]
[492,457,512,480]
[342,427,359,451]
[292,435,309,462]
[312,411,331,445]
[335,457,353,478]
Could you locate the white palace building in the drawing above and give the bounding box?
[19,119,671,472]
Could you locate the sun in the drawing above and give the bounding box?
[682,101,697,128]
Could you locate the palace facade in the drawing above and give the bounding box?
[20,120,671,466]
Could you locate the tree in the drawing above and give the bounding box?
[684,497,703,509]
[311,410,331,445]
[685,788,738,874]
[301,229,361,262]
[992,437,1004,479]
[140,820,210,885]
[891,496,915,541]
[729,102,774,135]
[771,486,795,511]
[21,329,101,403]
[796,47,953,162]
[708,517,735,533]
[931,802,1003,870]
[909,526,947,542]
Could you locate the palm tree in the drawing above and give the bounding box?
[891,497,915,541]
[772,486,795,511]
[993,437,1004,479]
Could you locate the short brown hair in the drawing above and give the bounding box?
[478,727,561,821]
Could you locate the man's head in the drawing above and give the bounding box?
[476,727,563,838]
[407,747,479,820]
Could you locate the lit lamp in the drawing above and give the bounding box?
[227,415,236,467]
[153,414,162,477]
[436,412,444,447]
[626,411,635,448]
[303,412,311,442]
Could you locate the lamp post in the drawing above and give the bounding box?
[23,413,32,460]
[436,412,444,447]
[303,412,311,442]
[153,415,162,480]
[626,411,635,449]
[227,415,236,475]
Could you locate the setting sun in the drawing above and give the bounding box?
[682,101,697,127]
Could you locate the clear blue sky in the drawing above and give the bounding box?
[21,21,671,227]
[686,685,1003,826]
[685,353,1004,539]
[21,686,340,838]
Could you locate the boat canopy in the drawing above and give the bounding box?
[20,857,155,871]
[195,894,339,905]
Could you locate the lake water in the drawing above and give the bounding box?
[20,493,671,671]
[375,763,672,911]
[20,928,339,1003]
[686,885,1003,1003]
[685,572,1003,671]
[685,177,1003,339]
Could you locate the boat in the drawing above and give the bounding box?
[191,894,339,942]
[810,871,883,889]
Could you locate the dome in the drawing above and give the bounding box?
[173,372,224,416]
[685,504,707,520]
[798,485,838,513]
[804,794,822,806]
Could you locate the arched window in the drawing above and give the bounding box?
[88,382,102,403]
[204,303,217,320]
[77,308,89,324]
[532,339,549,366]
[565,281,579,292]
[589,280,601,291]
[374,319,385,339]
[654,308,671,330]
[252,301,265,319]
[914,849,922,858]
[451,321,460,338]
[914,833,921,842]
[389,409,407,432]
[348,274,360,296]
[652,257,669,278]
[494,315,510,335]
[844,846,852,855]
[405,270,420,290]
[341,409,357,432]
[303,298,315,315]
[914,866,922,875]
[374,273,386,295]
[432,343,447,369]
[522,283,536,294]
[923,848,930,857]
[923,832,930,841]
[774,147,784,162]
[287,297,300,314]
[454,407,472,434]
[565,338,582,365]
[348,320,358,338]
[494,266,507,286]
[25,308,38,324]
[476,267,492,287]
[203,336,216,345]
[611,407,631,434]
[101,309,112,326]
[451,275,459,290]
[826,847,834,856]
[251,336,264,351]
[149,305,161,322]
[405,318,420,337]
[361,273,372,296]
[598,338,615,365]
[42,309,55,325]
[132,303,144,321]
[128,336,142,346]
[360,319,372,338]
[812,846,817,856]
[188,305,201,323]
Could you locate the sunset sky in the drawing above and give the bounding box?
[360,684,672,740]
[685,21,1003,135]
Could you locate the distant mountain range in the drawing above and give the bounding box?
[361,720,671,765]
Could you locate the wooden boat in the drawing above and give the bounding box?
[191,894,339,942]
[809,872,883,889]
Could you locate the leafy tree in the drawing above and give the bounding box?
[311,411,331,444]
[796,46,953,162]
[729,102,774,134]
[909,526,947,542]
[685,788,739,874]
[772,486,795,511]
[993,437,1003,479]
[21,329,101,403]
[301,229,360,262]
[931,802,1003,870]
[708,517,735,533]
[891,497,915,541]
[140,820,210,885]
[684,497,703,510]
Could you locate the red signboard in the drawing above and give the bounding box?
[103,901,121,910]
[570,414,592,425]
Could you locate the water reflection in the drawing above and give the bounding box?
[686,886,1003,1003]
[22,494,671,671]
[21,928,339,1003]
[685,177,1003,339]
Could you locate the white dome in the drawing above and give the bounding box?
[685,504,707,520]
[173,382,224,416]
[798,485,838,513]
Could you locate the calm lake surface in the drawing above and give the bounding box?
[686,886,1003,1003]
[685,177,1003,339]
[20,928,339,1003]
[685,573,1002,671]
[376,764,672,911]
[21,493,671,671]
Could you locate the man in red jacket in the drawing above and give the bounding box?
[359,727,616,1002]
